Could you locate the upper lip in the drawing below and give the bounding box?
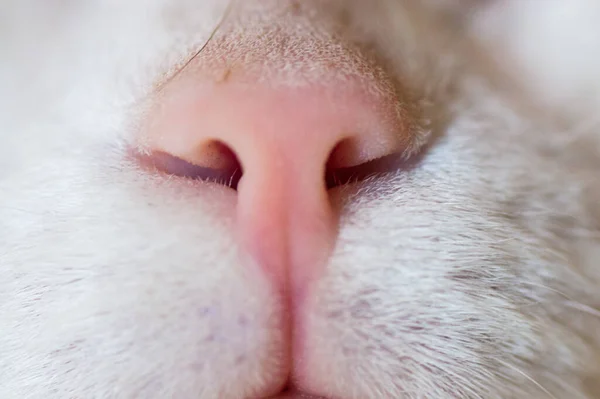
[265,391,329,399]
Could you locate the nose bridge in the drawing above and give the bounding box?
[191,0,383,90]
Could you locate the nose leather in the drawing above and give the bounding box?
[139,2,412,304]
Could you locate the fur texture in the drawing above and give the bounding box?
[1,1,599,398]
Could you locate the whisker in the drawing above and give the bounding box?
[519,281,577,301]
[564,300,600,318]
[155,0,236,92]
[498,360,558,399]
[514,281,600,318]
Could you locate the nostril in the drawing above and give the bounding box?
[324,152,406,190]
[190,140,240,171]
[325,137,365,170]
[141,136,406,192]
[324,138,406,190]
[142,140,244,190]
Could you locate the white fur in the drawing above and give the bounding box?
[1,1,599,398]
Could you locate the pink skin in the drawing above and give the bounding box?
[142,71,409,296]
[139,20,412,395]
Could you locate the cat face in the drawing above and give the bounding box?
[1,1,599,398]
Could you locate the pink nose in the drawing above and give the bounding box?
[139,46,412,290]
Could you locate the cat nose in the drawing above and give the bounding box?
[141,56,412,290]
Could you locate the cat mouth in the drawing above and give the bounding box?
[263,386,329,399]
[269,393,327,399]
